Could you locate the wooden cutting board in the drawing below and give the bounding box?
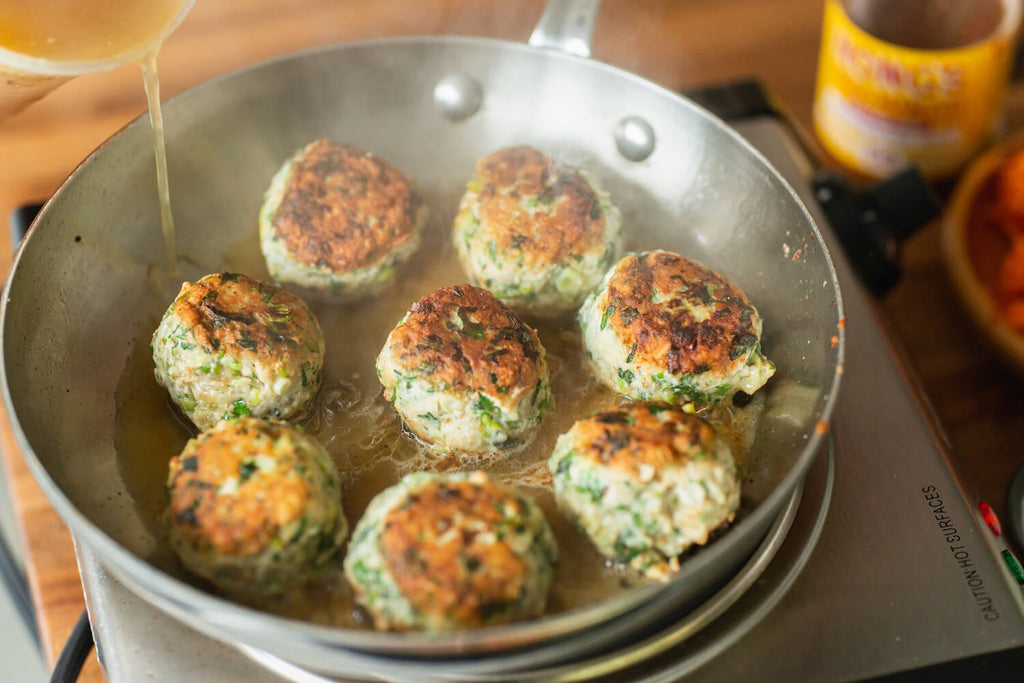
[2,1,1022,680]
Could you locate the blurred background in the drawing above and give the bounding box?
[2,0,1024,679]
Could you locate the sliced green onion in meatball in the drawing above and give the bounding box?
[167,417,348,594]
[549,401,739,581]
[344,470,558,631]
[152,272,325,431]
[259,139,427,299]
[578,250,775,406]
[376,284,554,454]
[454,146,622,317]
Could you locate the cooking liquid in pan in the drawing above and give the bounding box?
[114,215,766,628]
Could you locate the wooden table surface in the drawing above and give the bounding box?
[2,1,1023,680]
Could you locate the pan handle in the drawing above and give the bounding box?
[528,0,601,58]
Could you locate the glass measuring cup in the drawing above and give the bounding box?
[0,0,195,118]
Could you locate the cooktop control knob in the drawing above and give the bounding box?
[812,168,941,297]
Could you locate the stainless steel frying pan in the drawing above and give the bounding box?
[0,0,844,675]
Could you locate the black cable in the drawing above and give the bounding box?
[0,203,45,648]
[8,203,43,248]
[48,609,93,683]
[0,528,39,646]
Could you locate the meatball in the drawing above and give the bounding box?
[259,140,427,298]
[578,251,775,406]
[548,401,739,581]
[376,284,553,454]
[167,417,348,594]
[343,470,558,631]
[453,146,622,317]
[152,272,325,431]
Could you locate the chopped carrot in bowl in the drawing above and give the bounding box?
[941,134,1024,377]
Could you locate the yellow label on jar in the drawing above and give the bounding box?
[813,0,1020,179]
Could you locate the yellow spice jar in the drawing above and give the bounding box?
[814,0,1022,180]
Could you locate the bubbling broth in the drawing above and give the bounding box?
[114,218,765,627]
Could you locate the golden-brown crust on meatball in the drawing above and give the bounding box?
[603,252,761,376]
[170,273,321,358]
[380,477,530,627]
[385,284,544,395]
[471,146,608,265]
[271,140,421,271]
[167,419,312,557]
[570,402,718,477]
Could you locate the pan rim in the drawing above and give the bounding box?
[0,33,846,656]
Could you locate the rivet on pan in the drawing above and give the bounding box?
[614,116,656,162]
[434,73,484,122]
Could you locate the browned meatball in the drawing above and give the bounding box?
[260,140,427,298]
[454,146,622,316]
[167,417,347,594]
[376,284,553,453]
[579,251,775,406]
[152,272,324,430]
[343,470,557,631]
[549,401,740,581]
